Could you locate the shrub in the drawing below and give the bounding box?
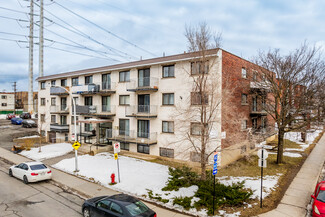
[173,196,193,210]
[162,166,199,191]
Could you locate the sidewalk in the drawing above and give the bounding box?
[257,133,325,217]
[0,147,190,217]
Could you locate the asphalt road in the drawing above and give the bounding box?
[0,119,38,150]
[0,157,84,217]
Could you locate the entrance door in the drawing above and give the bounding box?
[138,94,150,113]
[48,131,56,143]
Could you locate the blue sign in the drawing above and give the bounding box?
[213,153,218,175]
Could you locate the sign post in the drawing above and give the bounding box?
[114,142,121,183]
[257,148,268,208]
[212,152,219,215]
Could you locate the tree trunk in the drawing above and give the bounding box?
[277,129,285,164]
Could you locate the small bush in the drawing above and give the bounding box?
[146,189,169,204]
[173,196,193,210]
[162,166,199,191]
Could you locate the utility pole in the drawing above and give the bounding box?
[12,82,17,115]
[28,0,34,113]
[39,0,44,77]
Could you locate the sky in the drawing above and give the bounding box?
[0,0,324,92]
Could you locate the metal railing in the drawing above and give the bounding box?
[50,105,69,113]
[126,77,159,90]
[71,82,116,94]
[125,105,157,116]
[50,123,69,132]
[50,86,69,95]
[107,130,157,144]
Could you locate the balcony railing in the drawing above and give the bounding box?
[50,105,69,113]
[251,104,267,115]
[108,130,157,145]
[250,81,270,90]
[126,77,158,92]
[50,86,69,95]
[50,123,69,133]
[71,82,116,95]
[125,105,158,118]
[74,105,97,114]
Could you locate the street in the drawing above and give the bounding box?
[0,157,83,217]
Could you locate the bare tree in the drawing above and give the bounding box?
[255,43,325,164]
[172,23,222,180]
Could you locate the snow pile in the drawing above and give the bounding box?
[0,114,7,119]
[53,153,170,196]
[284,130,322,145]
[217,175,280,199]
[20,143,73,161]
[17,135,40,139]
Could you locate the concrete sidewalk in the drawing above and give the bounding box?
[0,147,190,217]
[258,133,325,217]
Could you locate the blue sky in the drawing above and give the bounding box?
[0,0,324,92]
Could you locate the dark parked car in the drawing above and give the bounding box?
[22,120,37,128]
[20,112,31,119]
[11,118,23,125]
[82,194,156,217]
[6,113,16,120]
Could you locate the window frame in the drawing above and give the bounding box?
[191,122,202,136]
[61,79,67,87]
[241,94,248,105]
[51,80,56,87]
[191,61,209,75]
[40,114,45,123]
[85,75,93,85]
[162,93,174,105]
[71,77,79,86]
[159,147,174,158]
[119,71,130,82]
[162,121,174,133]
[119,95,130,105]
[162,65,175,78]
[191,92,208,105]
[41,82,46,89]
[51,115,56,123]
[40,98,46,106]
[241,120,248,130]
[1,103,7,107]
[242,67,247,78]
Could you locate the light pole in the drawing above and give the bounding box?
[55,86,79,172]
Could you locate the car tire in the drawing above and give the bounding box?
[83,208,91,217]
[23,175,29,184]
[9,169,13,177]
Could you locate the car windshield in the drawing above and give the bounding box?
[125,200,149,216]
[30,164,47,170]
[317,190,325,202]
[26,120,34,123]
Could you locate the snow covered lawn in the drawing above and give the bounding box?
[0,114,7,119]
[20,143,73,161]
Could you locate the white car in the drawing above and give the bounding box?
[9,161,52,184]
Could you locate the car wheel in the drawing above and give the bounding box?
[9,169,13,177]
[23,175,29,184]
[83,208,91,217]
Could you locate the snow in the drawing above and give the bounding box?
[0,114,7,119]
[268,152,302,158]
[217,175,280,199]
[17,135,40,139]
[20,143,73,161]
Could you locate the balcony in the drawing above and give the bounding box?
[50,124,69,133]
[250,105,267,116]
[250,81,270,93]
[71,82,116,95]
[50,87,69,96]
[109,130,157,145]
[126,77,158,92]
[125,105,158,118]
[50,105,69,114]
[74,105,97,115]
[74,105,116,118]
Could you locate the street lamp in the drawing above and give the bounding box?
[54,86,79,172]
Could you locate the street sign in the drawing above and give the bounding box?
[114,142,120,153]
[72,141,81,150]
[257,149,268,159]
[213,152,218,175]
[114,153,118,160]
[258,159,267,168]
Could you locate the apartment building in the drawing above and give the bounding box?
[0,92,15,114]
[37,49,273,165]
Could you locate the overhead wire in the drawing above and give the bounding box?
[47,46,115,60]
[53,0,157,57]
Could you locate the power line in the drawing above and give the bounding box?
[0,15,28,22]
[33,1,137,60]
[47,46,116,60]
[53,0,156,57]
[0,6,38,16]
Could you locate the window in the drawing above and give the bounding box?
[119,119,129,136]
[40,130,45,137]
[61,97,67,111]
[97,199,110,210]
[71,116,79,125]
[162,93,174,105]
[65,133,68,142]
[137,144,149,154]
[241,120,248,130]
[190,152,208,162]
[162,121,174,133]
[252,118,257,129]
[85,117,93,132]
[102,96,111,112]
[253,71,257,81]
[191,61,209,75]
[51,115,56,123]
[191,123,202,135]
[51,80,56,87]
[41,114,45,123]
[138,120,149,138]
[72,77,79,86]
[1,95,7,99]
[51,98,56,106]
[119,71,130,82]
[241,94,247,104]
[61,79,67,87]
[60,115,67,125]
[85,75,93,85]
[41,82,46,89]
[109,202,123,215]
[138,68,150,87]
[84,96,93,106]
[72,97,79,105]
[120,142,129,151]
[119,95,130,105]
[41,98,46,106]
[160,148,174,158]
[102,73,111,89]
[191,92,208,105]
[242,68,247,78]
[1,103,7,106]
[162,65,175,78]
